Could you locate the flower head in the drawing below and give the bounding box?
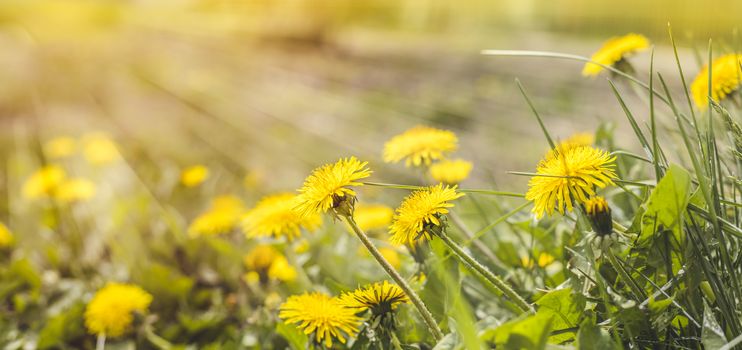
[279,292,361,348]
[44,136,77,159]
[691,53,742,109]
[582,33,650,76]
[0,222,14,248]
[84,283,152,337]
[244,245,297,283]
[526,146,617,218]
[584,196,613,237]
[429,159,473,184]
[295,157,371,218]
[521,253,555,268]
[22,165,66,199]
[383,126,458,167]
[82,133,119,165]
[188,195,245,237]
[339,281,409,315]
[353,204,394,232]
[56,178,96,204]
[181,165,210,187]
[243,193,321,241]
[389,184,464,246]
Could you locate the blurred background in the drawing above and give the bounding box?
[0,0,740,195]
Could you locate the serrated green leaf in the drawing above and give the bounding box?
[640,164,691,246]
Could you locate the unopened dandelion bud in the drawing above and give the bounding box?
[584,196,613,237]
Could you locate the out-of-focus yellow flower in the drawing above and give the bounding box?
[56,178,96,203]
[268,256,297,282]
[279,292,360,348]
[181,165,209,187]
[389,184,464,246]
[353,204,394,232]
[188,195,245,237]
[378,247,401,270]
[383,126,458,167]
[84,283,152,337]
[339,281,409,315]
[0,223,14,248]
[243,193,321,241]
[244,244,297,283]
[582,33,650,76]
[429,159,473,184]
[44,136,77,159]
[295,157,371,218]
[691,53,742,109]
[243,170,263,190]
[293,239,310,254]
[22,165,66,199]
[521,253,555,268]
[82,133,120,165]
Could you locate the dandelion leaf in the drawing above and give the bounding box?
[639,164,691,246]
[535,288,585,344]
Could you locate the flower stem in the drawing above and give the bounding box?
[344,216,444,342]
[435,230,534,314]
[96,334,106,350]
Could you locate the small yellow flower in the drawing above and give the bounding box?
[691,53,742,109]
[268,255,297,282]
[244,245,297,283]
[84,283,152,337]
[188,195,245,237]
[0,222,14,248]
[353,204,394,232]
[243,193,321,241]
[389,184,464,246]
[22,165,66,199]
[526,146,617,218]
[243,171,263,190]
[339,281,410,315]
[279,292,361,348]
[293,239,310,254]
[383,126,458,167]
[56,178,96,203]
[582,33,650,76]
[44,136,77,159]
[82,133,120,165]
[295,157,371,218]
[584,196,613,237]
[521,253,555,268]
[181,165,209,187]
[429,159,473,184]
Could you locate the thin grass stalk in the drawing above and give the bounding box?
[434,228,533,314]
[344,216,444,341]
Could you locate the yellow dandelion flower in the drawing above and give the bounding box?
[339,281,410,315]
[526,146,617,218]
[295,157,372,218]
[584,196,613,237]
[82,133,120,165]
[22,165,66,199]
[181,165,209,187]
[690,53,742,109]
[383,126,458,167]
[268,255,297,282]
[279,292,361,348]
[188,195,245,237]
[243,193,321,241]
[582,33,650,76]
[55,178,96,203]
[389,184,464,246]
[353,204,394,232]
[378,247,401,270]
[521,253,555,268]
[84,283,152,337]
[429,159,473,184]
[545,132,595,160]
[44,136,77,159]
[293,239,310,254]
[244,245,297,283]
[0,222,14,248]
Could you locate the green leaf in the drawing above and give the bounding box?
[639,164,691,246]
[535,288,585,344]
[485,312,554,350]
[576,312,620,350]
[37,302,86,349]
[276,321,308,350]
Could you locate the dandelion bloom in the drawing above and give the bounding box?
[22,165,66,199]
[353,204,394,232]
[584,196,613,237]
[56,178,96,203]
[526,146,616,218]
[582,33,650,76]
[339,281,410,315]
[690,53,742,109]
[383,126,458,167]
[181,165,209,188]
[0,222,13,248]
[521,253,555,268]
[188,195,245,237]
[243,193,321,241]
[279,292,361,348]
[389,184,464,246]
[244,245,297,283]
[429,159,473,184]
[44,136,77,159]
[84,283,152,337]
[82,133,120,165]
[295,157,371,217]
